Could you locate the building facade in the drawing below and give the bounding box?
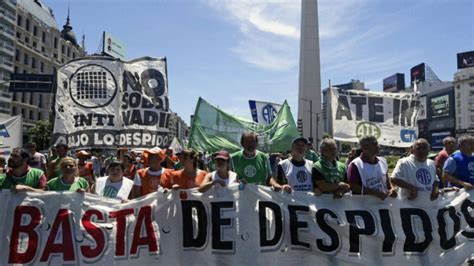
[168,112,189,146]
[12,0,85,131]
[0,0,17,115]
[453,67,474,135]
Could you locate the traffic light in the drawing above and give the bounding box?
[297,119,303,133]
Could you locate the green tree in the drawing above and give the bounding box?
[28,120,53,151]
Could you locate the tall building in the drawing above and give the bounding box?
[298,0,322,146]
[169,112,189,146]
[0,0,17,115]
[12,0,85,132]
[454,67,474,135]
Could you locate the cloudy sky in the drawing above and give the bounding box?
[45,0,473,123]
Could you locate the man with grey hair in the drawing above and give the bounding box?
[435,136,456,185]
[391,138,439,200]
[348,135,397,200]
[443,135,474,189]
[312,138,350,198]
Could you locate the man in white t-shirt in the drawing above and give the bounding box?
[25,143,46,172]
[391,138,440,200]
[93,160,134,202]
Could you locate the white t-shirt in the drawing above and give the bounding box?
[391,155,439,198]
[212,171,238,185]
[29,152,46,169]
[352,156,389,193]
[95,176,134,200]
[279,158,314,192]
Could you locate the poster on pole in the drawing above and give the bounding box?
[2,187,474,265]
[52,56,171,150]
[329,88,419,147]
[0,115,22,159]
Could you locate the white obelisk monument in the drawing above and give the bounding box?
[298,0,322,146]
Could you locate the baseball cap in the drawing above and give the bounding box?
[292,137,309,145]
[213,150,230,160]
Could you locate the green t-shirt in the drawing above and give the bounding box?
[0,168,45,189]
[313,158,347,184]
[231,150,271,184]
[305,150,319,163]
[47,177,89,191]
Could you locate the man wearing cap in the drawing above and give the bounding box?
[132,148,170,198]
[270,137,316,192]
[47,143,69,179]
[77,150,95,186]
[0,148,47,192]
[25,143,46,172]
[443,135,474,189]
[231,132,272,184]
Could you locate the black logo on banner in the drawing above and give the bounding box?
[69,64,118,108]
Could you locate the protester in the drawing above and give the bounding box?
[47,143,68,179]
[25,143,46,171]
[305,141,319,162]
[76,150,95,186]
[122,152,137,180]
[345,148,359,166]
[231,132,272,184]
[313,138,350,198]
[391,139,439,200]
[161,148,180,169]
[0,156,6,174]
[348,135,397,200]
[93,160,134,201]
[199,150,239,192]
[46,157,90,192]
[435,136,457,185]
[90,150,102,177]
[132,148,170,198]
[269,137,316,193]
[443,135,474,189]
[0,148,46,192]
[162,149,207,189]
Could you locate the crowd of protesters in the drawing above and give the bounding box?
[0,132,473,203]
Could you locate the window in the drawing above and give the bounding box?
[41,46,45,52]
[32,41,37,48]
[40,62,44,72]
[24,36,29,44]
[12,107,17,115]
[54,37,58,49]
[31,57,36,69]
[53,53,57,59]
[23,53,28,65]
[16,32,21,38]
[29,110,33,120]
[15,49,20,61]
[29,93,33,105]
[17,15,22,27]
[25,19,30,31]
[61,45,65,54]
[33,26,37,36]
[72,52,76,59]
[23,69,27,74]
[42,32,46,42]
[14,66,18,73]
[469,82,474,87]
[67,47,70,57]
[38,112,42,120]
[39,94,43,108]
[21,109,25,118]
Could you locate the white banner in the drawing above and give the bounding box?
[249,100,282,125]
[52,56,171,149]
[329,88,419,147]
[1,185,474,265]
[0,115,22,160]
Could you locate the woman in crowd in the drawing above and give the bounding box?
[122,152,137,180]
[46,157,90,192]
[199,150,239,192]
[162,149,207,189]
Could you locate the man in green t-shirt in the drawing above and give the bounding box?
[0,148,47,192]
[231,132,272,184]
[312,138,350,198]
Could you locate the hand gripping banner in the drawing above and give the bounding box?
[1,186,474,265]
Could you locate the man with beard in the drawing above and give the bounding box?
[0,148,46,192]
[231,132,272,184]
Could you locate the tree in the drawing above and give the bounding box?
[28,120,53,151]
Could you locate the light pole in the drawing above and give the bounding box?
[300,98,313,142]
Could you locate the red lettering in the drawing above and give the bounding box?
[80,209,106,259]
[130,206,158,255]
[9,206,41,264]
[109,208,134,257]
[40,209,75,262]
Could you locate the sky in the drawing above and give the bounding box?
[44,0,474,124]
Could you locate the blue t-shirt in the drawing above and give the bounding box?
[443,152,474,185]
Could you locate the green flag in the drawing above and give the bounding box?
[188,98,300,153]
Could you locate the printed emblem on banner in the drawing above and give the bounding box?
[262,104,277,124]
[244,165,257,178]
[0,124,10,137]
[400,129,417,142]
[416,168,432,185]
[296,170,307,183]
[356,122,381,139]
[69,64,118,108]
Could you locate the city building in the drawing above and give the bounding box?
[12,0,85,132]
[169,112,189,146]
[0,0,17,115]
[453,65,474,136]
